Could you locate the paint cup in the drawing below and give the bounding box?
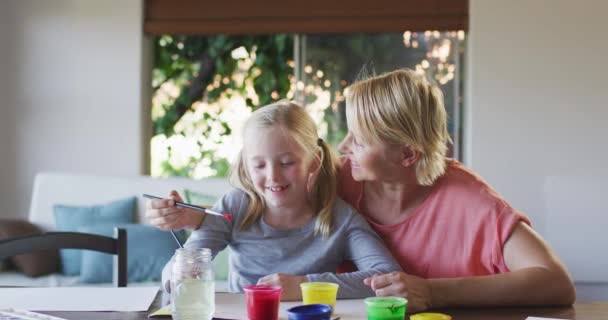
[364,297,408,320]
[300,282,340,311]
[243,285,282,320]
[286,304,332,320]
[410,312,452,320]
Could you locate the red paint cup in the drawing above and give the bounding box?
[243,285,282,320]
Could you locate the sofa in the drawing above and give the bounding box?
[0,171,232,288]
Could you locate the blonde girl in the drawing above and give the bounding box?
[148,101,400,300]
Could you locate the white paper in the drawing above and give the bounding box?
[0,309,68,320]
[0,287,158,312]
[526,317,571,320]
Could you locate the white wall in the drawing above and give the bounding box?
[469,0,608,300]
[0,1,20,220]
[0,0,150,219]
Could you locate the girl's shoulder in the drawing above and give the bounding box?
[221,188,249,202]
[214,188,251,220]
[331,197,367,228]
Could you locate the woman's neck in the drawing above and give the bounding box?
[263,201,315,229]
[364,176,434,225]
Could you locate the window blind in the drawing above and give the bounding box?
[144,0,468,35]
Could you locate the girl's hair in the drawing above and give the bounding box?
[230,101,339,238]
[345,68,451,186]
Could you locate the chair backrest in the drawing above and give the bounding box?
[0,228,127,287]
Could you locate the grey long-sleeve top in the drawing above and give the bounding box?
[163,189,401,299]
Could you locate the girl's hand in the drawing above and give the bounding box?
[365,272,432,313]
[257,273,307,301]
[145,190,204,231]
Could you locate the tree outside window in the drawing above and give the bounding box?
[150,32,465,178]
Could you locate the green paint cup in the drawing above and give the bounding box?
[364,297,408,320]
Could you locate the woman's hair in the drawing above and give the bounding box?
[230,101,339,238]
[345,68,451,186]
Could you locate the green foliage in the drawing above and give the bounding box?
[153,35,293,132]
[151,35,294,178]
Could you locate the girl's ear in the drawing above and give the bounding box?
[306,151,322,193]
[401,144,420,167]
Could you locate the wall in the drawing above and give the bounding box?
[468,0,608,300]
[0,1,19,220]
[0,0,150,219]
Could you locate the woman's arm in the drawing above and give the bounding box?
[432,222,575,307]
[368,222,576,312]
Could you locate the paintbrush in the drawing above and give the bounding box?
[143,193,232,249]
[143,194,232,221]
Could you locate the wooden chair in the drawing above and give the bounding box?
[0,227,127,287]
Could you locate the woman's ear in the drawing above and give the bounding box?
[401,145,420,167]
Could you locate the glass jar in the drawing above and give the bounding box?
[171,248,215,320]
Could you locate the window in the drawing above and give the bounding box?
[297,32,465,157]
[150,35,294,178]
[150,32,465,178]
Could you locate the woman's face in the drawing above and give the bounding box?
[338,131,403,182]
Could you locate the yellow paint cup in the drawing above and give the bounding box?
[300,282,340,311]
[410,313,452,320]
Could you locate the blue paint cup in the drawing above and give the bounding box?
[286,303,332,320]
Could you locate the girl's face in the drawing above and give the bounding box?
[244,125,313,210]
[338,131,403,182]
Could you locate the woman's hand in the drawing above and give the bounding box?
[365,272,432,313]
[257,273,307,301]
[145,190,204,231]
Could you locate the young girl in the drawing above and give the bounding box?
[148,101,401,300]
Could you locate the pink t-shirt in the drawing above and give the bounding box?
[338,158,530,278]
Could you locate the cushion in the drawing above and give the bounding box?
[53,196,137,276]
[78,223,187,283]
[0,219,59,277]
[182,189,229,281]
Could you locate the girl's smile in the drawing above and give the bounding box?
[267,185,289,192]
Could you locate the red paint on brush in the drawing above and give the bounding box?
[223,214,232,221]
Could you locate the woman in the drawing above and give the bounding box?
[337,68,575,312]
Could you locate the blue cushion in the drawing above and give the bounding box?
[53,197,136,276]
[78,223,187,283]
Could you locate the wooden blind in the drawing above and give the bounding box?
[144,0,468,35]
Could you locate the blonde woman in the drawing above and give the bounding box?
[338,69,575,312]
[147,101,400,300]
